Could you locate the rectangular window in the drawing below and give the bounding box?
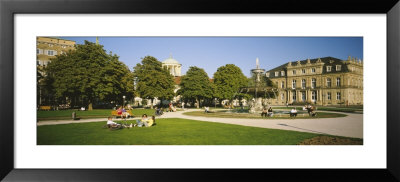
[292,70,296,75]
[302,92,306,101]
[266,72,270,77]
[292,91,296,101]
[312,91,317,101]
[312,78,316,89]
[37,49,39,54]
[327,78,331,88]
[336,65,341,71]
[275,72,279,77]
[336,92,341,100]
[281,71,285,76]
[336,77,341,86]
[302,69,306,74]
[301,79,306,89]
[327,92,331,100]
[281,81,284,88]
[281,93,284,100]
[47,50,54,56]
[37,60,40,66]
[311,68,315,73]
[326,66,332,72]
[292,80,296,89]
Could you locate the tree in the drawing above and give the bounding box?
[178,66,213,108]
[133,56,175,109]
[213,64,248,107]
[45,41,134,110]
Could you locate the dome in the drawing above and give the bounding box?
[162,55,180,65]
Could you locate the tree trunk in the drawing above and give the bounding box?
[150,98,154,109]
[196,98,200,109]
[88,100,93,111]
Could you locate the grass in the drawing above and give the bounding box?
[37,118,361,145]
[182,110,347,119]
[37,109,155,121]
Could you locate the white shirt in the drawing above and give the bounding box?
[107,120,116,125]
[291,109,297,113]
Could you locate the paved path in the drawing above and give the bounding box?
[37,109,363,138]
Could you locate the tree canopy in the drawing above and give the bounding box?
[133,56,175,108]
[178,66,213,108]
[213,64,248,102]
[45,41,134,110]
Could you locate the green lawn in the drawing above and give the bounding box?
[37,118,361,145]
[37,109,155,121]
[183,110,347,119]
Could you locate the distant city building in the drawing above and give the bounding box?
[36,37,76,67]
[36,37,76,106]
[265,56,363,106]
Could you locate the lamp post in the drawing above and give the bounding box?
[123,95,126,109]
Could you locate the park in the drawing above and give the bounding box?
[37,106,363,145]
[36,37,363,145]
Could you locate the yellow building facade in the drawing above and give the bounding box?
[266,56,363,106]
[37,37,76,106]
[36,37,76,67]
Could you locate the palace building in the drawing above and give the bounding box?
[36,37,76,67]
[265,56,363,106]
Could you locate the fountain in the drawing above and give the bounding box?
[249,58,265,113]
[239,58,278,113]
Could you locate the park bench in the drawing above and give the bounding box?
[39,105,51,111]
[111,110,134,118]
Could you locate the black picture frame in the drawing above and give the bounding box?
[1,0,399,181]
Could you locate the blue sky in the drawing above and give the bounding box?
[59,37,363,77]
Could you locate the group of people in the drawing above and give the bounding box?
[116,107,131,119]
[168,103,177,112]
[106,114,156,129]
[261,107,273,117]
[304,104,317,117]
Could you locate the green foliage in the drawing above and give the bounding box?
[178,66,213,103]
[45,41,134,107]
[213,64,248,101]
[133,56,175,102]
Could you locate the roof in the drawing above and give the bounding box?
[162,55,180,65]
[266,57,350,78]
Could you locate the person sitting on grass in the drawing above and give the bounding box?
[290,108,298,117]
[261,107,268,117]
[267,107,273,117]
[107,116,121,128]
[145,116,156,127]
[135,114,149,127]
[204,106,209,113]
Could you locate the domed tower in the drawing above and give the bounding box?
[162,54,182,77]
